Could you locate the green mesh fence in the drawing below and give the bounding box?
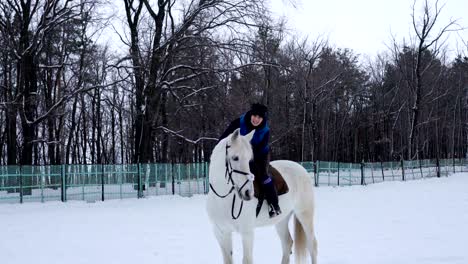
[304,159,467,187]
[0,159,466,204]
[314,161,363,186]
[139,163,209,197]
[0,165,63,203]
[352,158,465,186]
[0,166,21,200]
[0,163,209,204]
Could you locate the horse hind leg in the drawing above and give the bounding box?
[213,225,233,264]
[295,210,318,264]
[275,213,293,264]
[311,234,318,264]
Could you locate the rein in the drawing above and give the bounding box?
[209,144,252,220]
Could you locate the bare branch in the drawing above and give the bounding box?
[157,126,218,144]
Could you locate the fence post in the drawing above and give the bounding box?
[119,165,123,199]
[380,161,385,181]
[337,161,340,186]
[61,164,66,202]
[171,162,175,195]
[101,164,105,201]
[165,163,169,195]
[65,165,68,202]
[204,162,210,193]
[401,159,405,181]
[137,163,142,198]
[348,163,352,186]
[445,159,449,176]
[203,162,207,193]
[360,161,365,185]
[436,156,440,178]
[19,165,23,204]
[187,163,191,196]
[155,164,159,196]
[452,157,456,173]
[419,159,424,178]
[314,161,319,187]
[178,164,182,195]
[390,162,395,180]
[40,167,44,203]
[196,163,200,194]
[81,166,85,201]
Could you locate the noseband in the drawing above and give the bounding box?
[209,144,253,219]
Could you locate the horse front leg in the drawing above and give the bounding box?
[241,231,254,264]
[213,225,233,264]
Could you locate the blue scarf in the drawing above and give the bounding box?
[239,113,269,154]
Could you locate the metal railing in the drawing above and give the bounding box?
[0,159,466,204]
[0,163,209,204]
[309,159,467,187]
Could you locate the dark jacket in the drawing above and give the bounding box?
[219,111,270,161]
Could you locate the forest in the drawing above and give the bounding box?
[0,0,467,166]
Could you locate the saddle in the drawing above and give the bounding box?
[253,165,289,199]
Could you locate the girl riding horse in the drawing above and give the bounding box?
[219,103,281,218]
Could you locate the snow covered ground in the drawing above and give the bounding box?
[1,173,467,264]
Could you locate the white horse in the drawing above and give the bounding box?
[206,129,318,264]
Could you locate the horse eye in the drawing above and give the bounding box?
[232,156,239,161]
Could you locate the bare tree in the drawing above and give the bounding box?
[285,36,328,161]
[0,0,109,167]
[122,0,267,163]
[407,0,460,159]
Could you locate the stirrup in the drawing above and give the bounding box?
[268,204,282,218]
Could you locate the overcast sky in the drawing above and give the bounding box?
[269,0,468,58]
[101,0,468,60]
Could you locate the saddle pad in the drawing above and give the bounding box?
[253,164,289,199]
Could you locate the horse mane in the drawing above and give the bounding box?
[211,137,228,162]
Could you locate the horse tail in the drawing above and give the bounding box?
[293,162,318,263]
[294,215,307,263]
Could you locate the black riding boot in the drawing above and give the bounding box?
[263,178,282,218]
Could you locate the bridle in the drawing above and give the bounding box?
[209,144,254,219]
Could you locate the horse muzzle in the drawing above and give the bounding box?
[237,187,254,201]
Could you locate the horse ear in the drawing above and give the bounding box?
[231,128,240,142]
[245,129,255,142]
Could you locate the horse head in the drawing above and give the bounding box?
[226,128,255,201]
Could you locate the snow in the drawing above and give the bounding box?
[1,173,468,264]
